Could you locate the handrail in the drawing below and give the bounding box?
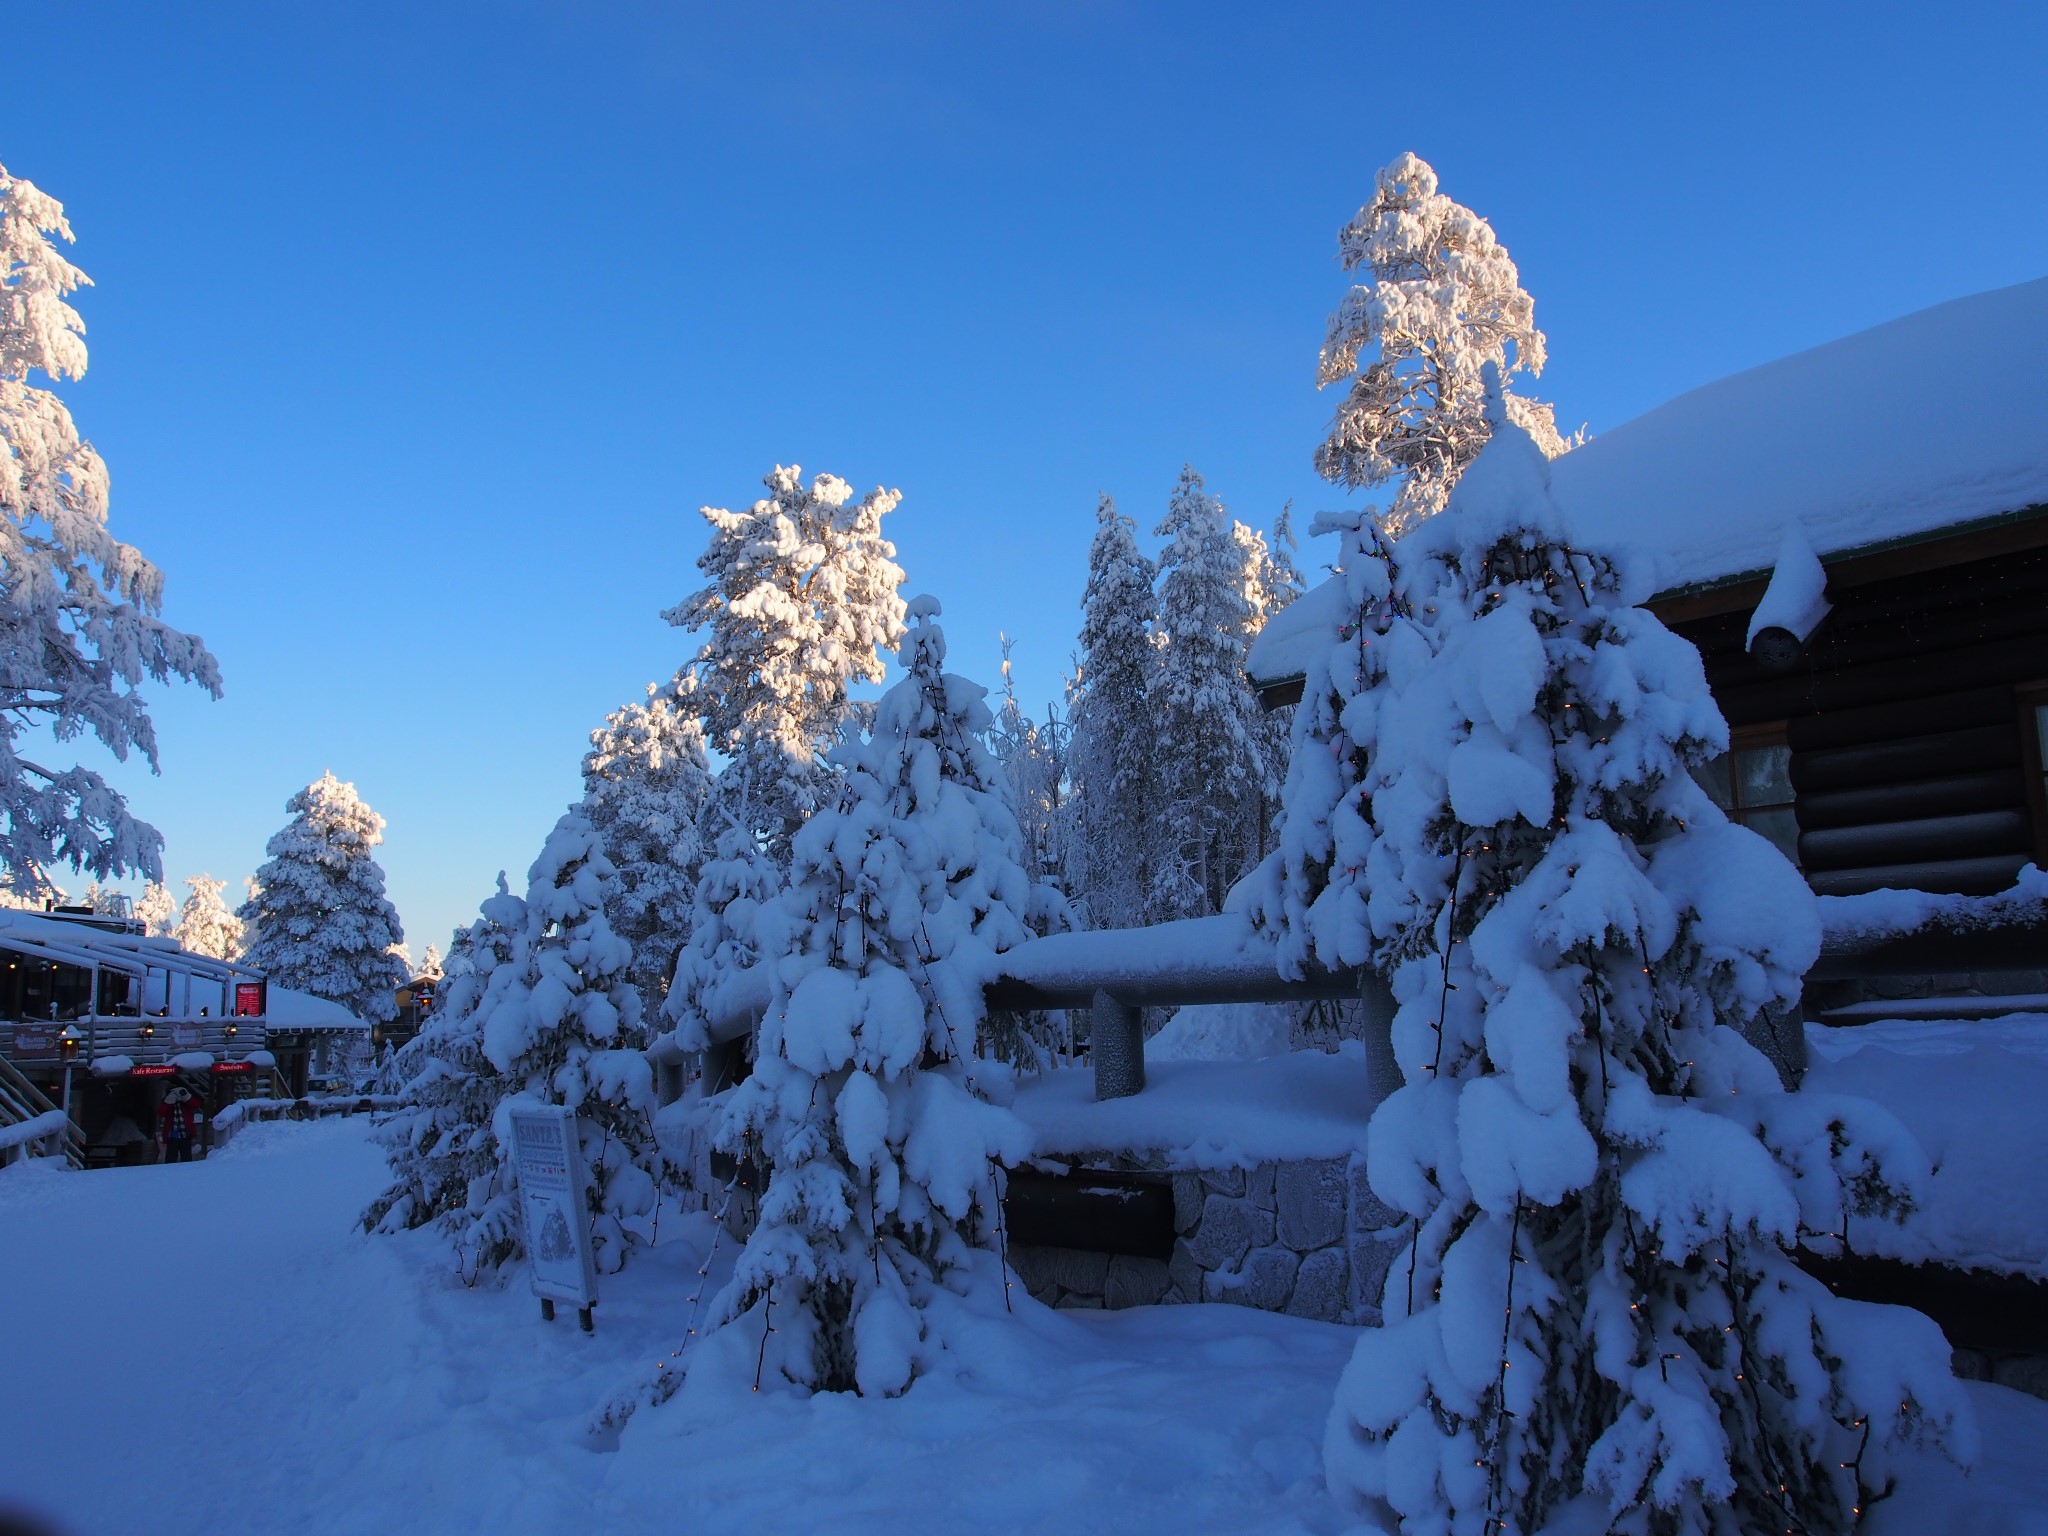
[651,888,2048,1108]
[0,1053,83,1168]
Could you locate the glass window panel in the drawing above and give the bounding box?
[1736,743,1794,809]
[1742,806,1802,868]
[1689,754,1736,811]
[2035,703,2048,765]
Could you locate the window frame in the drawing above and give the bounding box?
[1693,720,1799,867]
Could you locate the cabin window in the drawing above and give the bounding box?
[1690,724,1799,867]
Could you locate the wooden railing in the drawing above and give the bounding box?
[0,1053,84,1168]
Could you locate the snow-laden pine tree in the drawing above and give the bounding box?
[1246,506,1408,983]
[665,465,907,853]
[665,806,783,1064]
[0,160,222,900]
[1267,390,1968,1535]
[239,773,407,1025]
[1315,152,1570,536]
[363,879,524,1265]
[581,679,713,1024]
[1062,495,1158,931]
[417,942,444,981]
[988,635,1066,887]
[174,874,245,960]
[712,598,1035,1396]
[1149,467,1267,920]
[482,811,661,1275]
[1235,506,1308,865]
[133,880,176,937]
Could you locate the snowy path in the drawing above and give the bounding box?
[3,1120,2045,1536]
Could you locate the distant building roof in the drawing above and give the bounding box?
[265,986,367,1033]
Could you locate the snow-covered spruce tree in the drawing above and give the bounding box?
[712,598,1035,1396]
[581,679,713,1024]
[1279,394,1967,1535]
[482,811,660,1275]
[174,873,245,960]
[1149,467,1267,921]
[0,160,222,900]
[1062,494,1159,931]
[665,465,907,855]
[133,880,176,937]
[239,773,407,1025]
[665,794,783,1063]
[417,942,444,981]
[1315,152,1570,536]
[1246,506,1411,983]
[363,879,525,1265]
[989,635,1067,889]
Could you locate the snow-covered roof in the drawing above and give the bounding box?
[0,909,252,978]
[1548,276,2048,591]
[1243,576,1353,698]
[264,986,368,1033]
[1248,277,2048,690]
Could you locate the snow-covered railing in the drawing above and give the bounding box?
[0,1107,72,1161]
[211,1092,399,1149]
[984,914,1391,1099]
[664,876,2048,1109]
[664,913,1399,1105]
[1812,872,2048,981]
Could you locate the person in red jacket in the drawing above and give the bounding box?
[157,1085,205,1164]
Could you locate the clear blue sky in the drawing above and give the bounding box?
[6,1,2046,955]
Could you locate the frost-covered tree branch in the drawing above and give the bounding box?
[0,159,221,900]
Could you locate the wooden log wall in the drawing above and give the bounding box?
[1670,545,2048,898]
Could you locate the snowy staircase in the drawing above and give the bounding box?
[0,1055,84,1169]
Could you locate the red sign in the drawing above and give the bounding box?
[132,1063,177,1077]
[210,1060,254,1074]
[233,981,266,1018]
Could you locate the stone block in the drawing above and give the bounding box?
[1171,1173,1206,1234]
[1167,1241,1205,1304]
[1209,1244,1298,1312]
[1351,1231,1402,1319]
[1201,1166,1246,1198]
[1285,1248,1349,1322]
[1246,1161,1276,1209]
[1184,1195,1273,1271]
[1347,1156,1403,1234]
[1276,1159,1346,1250]
[1055,1293,1105,1309]
[1106,1254,1173,1310]
[1009,1243,1107,1299]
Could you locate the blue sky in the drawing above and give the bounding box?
[6,1,2046,954]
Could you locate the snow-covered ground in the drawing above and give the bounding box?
[1805,1015,2048,1276]
[4,1118,2047,1535]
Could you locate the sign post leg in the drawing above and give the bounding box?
[579,1306,594,1334]
[540,1298,555,1322]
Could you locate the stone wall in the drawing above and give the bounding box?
[1007,1151,1409,1326]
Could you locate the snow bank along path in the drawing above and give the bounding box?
[6,1119,2048,1535]
[0,1119,1363,1535]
